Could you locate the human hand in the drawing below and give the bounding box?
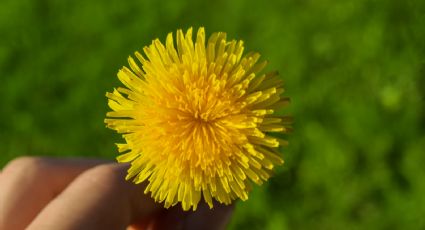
[0,157,234,230]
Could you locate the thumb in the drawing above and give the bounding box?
[28,163,162,230]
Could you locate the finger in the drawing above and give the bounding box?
[0,157,109,230]
[183,202,234,230]
[127,207,186,230]
[148,201,235,230]
[27,163,161,230]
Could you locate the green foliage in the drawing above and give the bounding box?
[1,0,424,229]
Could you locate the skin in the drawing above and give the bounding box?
[0,157,234,230]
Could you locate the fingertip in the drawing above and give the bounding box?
[127,210,165,230]
[183,201,235,230]
[141,201,235,230]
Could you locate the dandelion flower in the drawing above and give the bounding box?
[105,27,291,211]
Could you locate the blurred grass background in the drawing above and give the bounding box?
[1,0,424,229]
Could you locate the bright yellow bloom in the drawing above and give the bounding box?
[105,27,291,211]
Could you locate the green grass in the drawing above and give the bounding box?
[1,0,424,229]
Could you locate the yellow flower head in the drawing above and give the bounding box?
[105,27,291,211]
